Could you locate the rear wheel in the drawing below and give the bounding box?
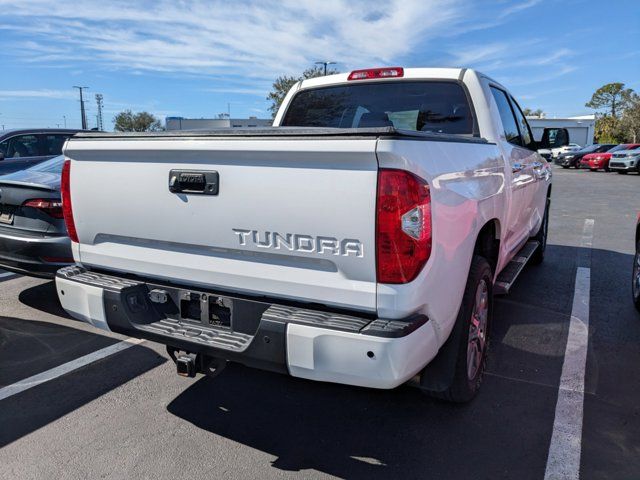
[590,168,598,172]
[633,240,640,313]
[562,165,569,169]
[618,171,628,175]
[423,256,492,403]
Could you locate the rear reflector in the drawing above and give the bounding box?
[376,169,431,284]
[348,67,404,81]
[61,160,79,243]
[22,199,63,219]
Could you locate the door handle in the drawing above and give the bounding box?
[512,163,523,173]
[169,170,219,195]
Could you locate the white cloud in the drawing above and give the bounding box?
[0,89,76,99]
[0,0,466,80]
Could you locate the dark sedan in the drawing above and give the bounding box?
[0,128,84,176]
[555,143,616,168]
[0,155,72,277]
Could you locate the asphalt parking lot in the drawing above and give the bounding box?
[1,166,639,480]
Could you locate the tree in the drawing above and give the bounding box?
[267,65,338,117]
[113,110,163,132]
[594,114,623,144]
[619,92,640,143]
[522,108,545,118]
[585,83,633,118]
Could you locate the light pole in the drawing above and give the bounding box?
[315,61,336,76]
[73,86,89,129]
[63,115,67,128]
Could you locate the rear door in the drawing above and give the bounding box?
[490,86,539,254]
[65,137,380,312]
[509,94,548,239]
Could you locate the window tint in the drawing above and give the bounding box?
[282,81,474,134]
[3,135,39,158]
[510,97,533,149]
[43,135,71,155]
[490,87,521,145]
[608,144,627,152]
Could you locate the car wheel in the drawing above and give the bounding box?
[562,166,569,169]
[618,171,628,175]
[575,162,580,169]
[531,198,549,265]
[590,168,597,172]
[422,255,492,403]
[633,240,640,313]
[604,166,610,172]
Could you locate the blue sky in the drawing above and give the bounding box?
[0,0,638,130]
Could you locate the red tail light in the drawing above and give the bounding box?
[61,160,79,243]
[22,199,63,219]
[348,67,404,81]
[376,169,431,284]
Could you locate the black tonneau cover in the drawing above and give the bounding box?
[73,127,489,144]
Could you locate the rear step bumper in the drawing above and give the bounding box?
[55,266,436,389]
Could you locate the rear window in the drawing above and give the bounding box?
[28,155,65,174]
[282,81,474,135]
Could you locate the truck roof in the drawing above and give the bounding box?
[298,67,504,92]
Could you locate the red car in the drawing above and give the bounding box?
[583,144,640,171]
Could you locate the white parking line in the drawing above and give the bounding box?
[0,338,144,402]
[544,219,593,480]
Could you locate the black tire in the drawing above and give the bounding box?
[530,198,550,265]
[423,256,493,403]
[574,162,580,169]
[589,168,598,172]
[633,240,640,313]
[618,171,628,175]
[605,166,610,172]
[561,165,569,169]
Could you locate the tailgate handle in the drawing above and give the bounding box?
[169,170,219,195]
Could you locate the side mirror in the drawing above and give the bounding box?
[538,127,569,150]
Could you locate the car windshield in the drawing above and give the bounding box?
[282,81,474,135]
[607,144,628,152]
[576,144,600,153]
[27,155,65,174]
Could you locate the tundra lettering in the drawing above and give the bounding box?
[232,228,363,257]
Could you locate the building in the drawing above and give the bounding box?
[527,115,595,147]
[166,116,272,131]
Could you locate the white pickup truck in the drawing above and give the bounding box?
[56,67,565,402]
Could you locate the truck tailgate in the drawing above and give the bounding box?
[64,138,379,312]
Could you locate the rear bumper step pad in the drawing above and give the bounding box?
[56,266,427,374]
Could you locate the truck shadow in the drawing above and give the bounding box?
[18,280,73,320]
[166,244,638,479]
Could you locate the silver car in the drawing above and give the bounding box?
[609,146,640,174]
[0,155,72,277]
